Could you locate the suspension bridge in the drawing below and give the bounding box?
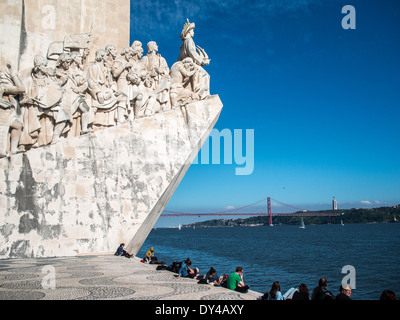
[161,197,342,225]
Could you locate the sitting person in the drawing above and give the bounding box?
[114,243,132,258]
[292,283,310,300]
[268,281,284,300]
[226,266,250,293]
[202,267,221,286]
[145,246,154,262]
[335,284,352,300]
[311,278,335,300]
[177,258,199,278]
[144,246,164,264]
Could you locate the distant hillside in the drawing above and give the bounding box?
[183,205,400,228]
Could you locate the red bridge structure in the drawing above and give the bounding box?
[161,197,341,225]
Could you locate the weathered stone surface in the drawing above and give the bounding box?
[0,95,223,258]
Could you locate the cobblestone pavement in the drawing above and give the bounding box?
[0,255,261,300]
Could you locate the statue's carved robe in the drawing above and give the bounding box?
[86,62,118,128]
[20,72,69,147]
[178,37,210,99]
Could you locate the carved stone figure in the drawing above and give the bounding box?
[105,45,118,72]
[142,41,169,86]
[70,51,84,71]
[86,49,121,130]
[170,57,200,108]
[178,20,210,67]
[178,19,210,99]
[130,40,146,77]
[141,41,171,111]
[0,63,25,157]
[55,53,91,137]
[104,45,118,93]
[20,55,70,148]
[112,47,134,122]
[131,40,143,54]
[126,71,143,119]
[138,75,158,117]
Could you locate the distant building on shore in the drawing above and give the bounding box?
[332,197,338,210]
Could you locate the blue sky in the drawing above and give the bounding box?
[130,0,400,226]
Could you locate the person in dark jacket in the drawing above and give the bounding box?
[335,284,352,300]
[311,278,335,300]
[114,243,133,258]
[292,283,310,300]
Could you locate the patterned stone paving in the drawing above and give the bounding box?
[0,255,260,300]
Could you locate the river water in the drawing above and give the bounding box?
[137,223,400,300]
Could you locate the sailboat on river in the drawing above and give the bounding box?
[299,217,305,229]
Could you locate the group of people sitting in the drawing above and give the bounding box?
[114,246,397,300]
[259,277,397,300]
[259,278,360,300]
[172,259,250,293]
[144,253,251,293]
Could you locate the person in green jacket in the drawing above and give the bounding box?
[227,266,250,293]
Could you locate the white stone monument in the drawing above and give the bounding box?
[0,4,223,258]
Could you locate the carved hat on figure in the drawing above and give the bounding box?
[33,54,47,69]
[180,19,195,40]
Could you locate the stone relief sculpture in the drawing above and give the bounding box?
[0,19,211,158]
[104,45,118,74]
[126,71,143,120]
[130,41,146,76]
[0,63,25,157]
[47,32,92,69]
[86,49,121,130]
[170,57,200,108]
[178,19,211,100]
[112,47,135,122]
[55,53,92,137]
[138,75,158,117]
[142,41,171,112]
[20,55,70,148]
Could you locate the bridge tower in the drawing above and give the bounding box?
[267,197,273,226]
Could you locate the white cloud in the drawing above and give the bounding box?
[360,200,372,205]
[225,205,236,210]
